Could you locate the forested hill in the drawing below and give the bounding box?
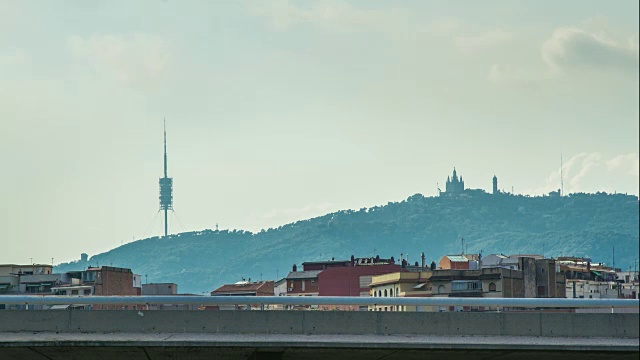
[55,192,639,294]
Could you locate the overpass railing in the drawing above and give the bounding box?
[0,295,638,308]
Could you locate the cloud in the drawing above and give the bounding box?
[489,27,639,83]
[456,29,513,55]
[67,33,171,86]
[541,27,639,72]
[525,152,639,196]
[606,153,640,178]
[244,0,411,33]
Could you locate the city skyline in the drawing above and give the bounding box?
[1,0,638,264]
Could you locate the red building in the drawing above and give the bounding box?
[86,266,139,310]
[317,257,403,297]
[285,264,322,296]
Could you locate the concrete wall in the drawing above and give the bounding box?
[0,311,637,338]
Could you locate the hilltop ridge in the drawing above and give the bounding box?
[55,191,639,294]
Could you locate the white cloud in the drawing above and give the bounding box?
[606,153,640,178]
[525,152,639,196]
[489,26,639,84]
[67,33,171,86]
[541,27,639,73]
[456,29,513,55]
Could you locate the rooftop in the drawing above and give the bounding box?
[211,281,273,295]
[445,255,469,262]
[302,260,349,265]
[286,270,323,280]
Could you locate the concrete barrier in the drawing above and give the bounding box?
[0,311,637,338]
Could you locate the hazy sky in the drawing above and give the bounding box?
[1,0,638,265]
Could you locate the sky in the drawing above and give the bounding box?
[1,0,638,265]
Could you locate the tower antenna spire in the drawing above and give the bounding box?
[164,118,168,178]
[159,118,173,237]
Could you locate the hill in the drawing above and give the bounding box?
[55,192,639,294]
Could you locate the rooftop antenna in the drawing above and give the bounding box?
[159,118,174,237]
[560,154,564,196]
[461,238,465,255]
[437,183,441,196]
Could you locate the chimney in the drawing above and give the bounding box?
[421,252,426,268]
[292,264,297,272]
[401,259,407,268]
[350,255,355,266]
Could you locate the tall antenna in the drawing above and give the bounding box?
[159,118,174,237]
[560,154,564,196]
[164,119,168,179]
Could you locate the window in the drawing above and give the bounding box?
[452,281,481,291]
[84,289,91,295]
[489,282,497,292]
[71,290,79,295]
[384,289,387,297]
[438,285,445,294]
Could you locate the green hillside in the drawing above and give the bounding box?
[55,192,639,294]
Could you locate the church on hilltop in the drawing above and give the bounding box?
[439,168,500,196]
[440,168,465,196]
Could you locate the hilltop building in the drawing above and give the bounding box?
[493,175,498,194]
[441,168,465,196]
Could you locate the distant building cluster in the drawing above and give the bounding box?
[0,264,141,310]
[1,248,637,311]
[207,251,638,312]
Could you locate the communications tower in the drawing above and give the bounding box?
[159,119,173,237]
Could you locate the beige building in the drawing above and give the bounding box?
[0,264,53,276]
[369,272,432,312]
